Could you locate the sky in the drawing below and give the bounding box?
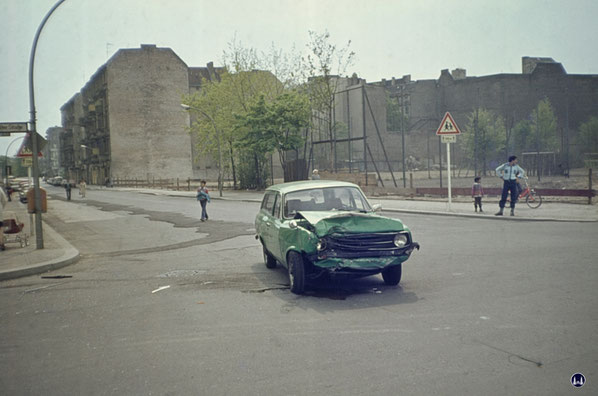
[2,0,598,156]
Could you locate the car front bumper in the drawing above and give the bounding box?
[307,242,420,272]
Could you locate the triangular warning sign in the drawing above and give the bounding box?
[436,112,461,135]
[16,133,44,157]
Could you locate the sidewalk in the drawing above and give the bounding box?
[1,186,596,281]
[0,199,79,281]
[121,186,598,222]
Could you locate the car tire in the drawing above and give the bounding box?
[287,251,306,294]
[382,264,402,285]
[263,246,277,269]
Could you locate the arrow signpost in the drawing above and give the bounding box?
[436,112,461,211]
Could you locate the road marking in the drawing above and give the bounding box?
[151,285,171,293]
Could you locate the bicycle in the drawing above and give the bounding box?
[507,176,542,208]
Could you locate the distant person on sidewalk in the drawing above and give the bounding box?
[196,180,210,222]
[471,176,484,212]
[311,169,320,180]
[0,186,8,250]
[495,155,525,216]
[5,184,13,201]
[64,180,72,201]
[79,179,86,198]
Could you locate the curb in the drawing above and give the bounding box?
[0,221,80,281]
[379,207,597,222]
[158,190,595,222]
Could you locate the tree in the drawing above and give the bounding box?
[577,115,598,168]
[303,30,355,171]
[577,116,598,154]
[460,108,506,175]
[183,69,284,189]
[386,93,409,133]
[531,98,559,152]
[236,92,310,184]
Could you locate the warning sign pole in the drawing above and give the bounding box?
[446,141,452,210]
[437,112,461,211]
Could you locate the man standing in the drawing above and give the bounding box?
[64,180,72,201]
[495,155,525,216]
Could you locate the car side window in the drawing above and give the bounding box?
[261,192,275,213]
[272,193,281,218]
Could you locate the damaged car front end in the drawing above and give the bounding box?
[255,180,420,294]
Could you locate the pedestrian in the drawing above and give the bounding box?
[79,179,86,198]
[6,184,13,202]
[0,186,8,251]
[472,176,484,213]
[196,180,210,222]
[495,155,526,216]
[64,180,72,201]
[311,169,321,180]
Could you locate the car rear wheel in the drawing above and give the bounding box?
[287,251,306,294]
[382,264,402,285]
[263,246,277,269]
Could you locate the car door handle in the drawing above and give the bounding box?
[265,221,272,227]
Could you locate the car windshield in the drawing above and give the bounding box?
[283,186,372,218]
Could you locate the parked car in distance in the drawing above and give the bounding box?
[255,180,420,294]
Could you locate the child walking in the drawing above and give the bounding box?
[196,180,210,222]
[472,176,484,213]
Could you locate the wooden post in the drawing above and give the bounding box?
[409,172,413,189]
[187,178,191,191]
[177,178,179,191]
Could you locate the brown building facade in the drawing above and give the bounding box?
[60,44,194,184]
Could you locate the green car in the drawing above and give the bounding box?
[255,180,420,294]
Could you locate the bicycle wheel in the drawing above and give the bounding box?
[526,190,542,208]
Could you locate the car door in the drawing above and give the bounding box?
[268,193,284,262]
[258,191,277,256]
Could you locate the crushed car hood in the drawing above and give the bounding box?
[295,211,405,237]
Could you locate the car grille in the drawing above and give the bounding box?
[327,232,408,252]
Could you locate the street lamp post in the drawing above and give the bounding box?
[28,0,68,249]
[181,104,223,197]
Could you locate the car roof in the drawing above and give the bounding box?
[265,180,360,195]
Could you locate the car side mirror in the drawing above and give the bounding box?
[289,220,298,229]
[372,203,382,212]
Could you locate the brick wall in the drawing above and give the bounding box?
[106,45,193,180]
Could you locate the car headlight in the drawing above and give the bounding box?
[316,239,327,252]
[394,233,408,247]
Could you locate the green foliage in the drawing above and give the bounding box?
[460,108,506,174]
[578,116,598,154]
[513,98,559,154]
[237,150,270,190]
[386,94,408,133]
[236,92,310,171]
[2,156,28,178]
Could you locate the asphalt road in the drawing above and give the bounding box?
[0,187,596,395]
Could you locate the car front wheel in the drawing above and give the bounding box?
[382,264,402,285]
[287,251,306,294]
